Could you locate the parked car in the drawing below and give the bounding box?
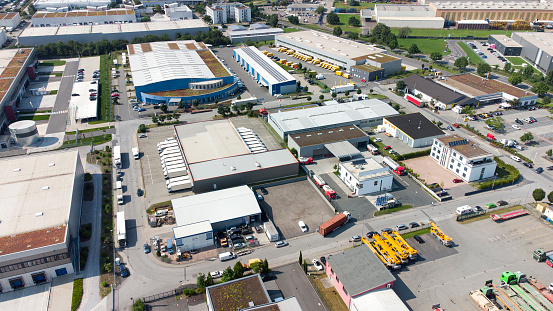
[256,192,263,201]
[497,200,508,206]
[119,264,129,277]
[143,243,151,254]
[453,178,463,183]
[233,242,246,249]
[138,134,146,138]
[409,222,420,228]
[255,226,263,233]
[512,124,520,130]
[210,271,223,279]
[312,259,324,271]
[298,221,308,232]
[547,166,553,171]
[72,93,79,96]
[260,187,268,195]
[486,203,497,209]
[241,227,253,235]
[374,138,382,142]
[262,273,276,282]
[383,145,391,150]
[452,123,460,128]
[320,256,326,265]
[510,155,521,162]
[523,162,534,168]
[413,235,424,243]
[137,188,143,196]
[275,241,289,248]
[351,235,362,242]
[381,228,393,234]
[535,167,544,174]
[474,205,483,212]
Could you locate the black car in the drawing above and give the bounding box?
[320,256,326,265]
[497,200,508,206]
[229,234,243,241]
[535,167,544,174]
[515,119,524,125]
[547,166,553,171]
[137,188,143,196]
[413,235,424,244]
[381,228,393,234]
[255,226,263,233]
[409,222,420,228]
[241,227,253,235]
[523,162,534,168]
[366,231,378,238]
[260,187,268,195]
[227,228,241,236]
[262,273,276,282]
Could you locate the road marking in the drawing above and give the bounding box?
[524,232,551,241]
[145,154,154,184]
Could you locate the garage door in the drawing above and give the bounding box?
[312,149,324,157]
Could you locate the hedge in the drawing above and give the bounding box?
[393,149,431,161]
[460,124,532,163]
[476,156,520,190]
[71,278,84,311]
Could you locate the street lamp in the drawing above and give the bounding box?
[491,173,498,190]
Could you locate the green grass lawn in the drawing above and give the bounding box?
[63,134,112,146]
[374,204,413,216]
[332,1,375,9]
[391,28,528,38]
[283,27,301,33]
[506,57,541,74]
[39,60,66,66]
[18,114,50,121]
[66,126,113,135]
[327,13,362,33]
[401,227,431,239]
[398,38,448,55]
[90,54,112,124]
[458,42,485,65]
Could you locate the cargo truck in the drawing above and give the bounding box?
[117,211,126,247]
[298,157,313,164]
[117,188,123,205]
[322,185,336,199]
[316,74,325,80]
[113,145,122,168]
[330,83,355,94]
[164,167,188,179]
[313,174,326,187]
[367,144,379,155]
[382,156,406,175]
[264,220,279,242]
[167,180,192,192]
[219,251,237,261]
[319,211,351,236]
[132,147,139,160]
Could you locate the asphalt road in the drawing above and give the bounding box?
[46,60,78,134]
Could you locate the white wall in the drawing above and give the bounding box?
[176,232,214,252]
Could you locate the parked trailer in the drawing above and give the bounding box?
[167,180,192,192]
[157,141,178,153]
[117,211,126,247]
[430,222,452,246]
[367,144,379,155]
[250,147,267,153]
[232,97,258,106]
[164,167,188,179]
[113,145,122,168]
[166,175,190,185]
[469,290,500,311]
[330,83,355,94]
[528,277,553,304]
[491,209,528,222]
[318,211,351,236]
[117,188,123,205]
[382,156,406,175]
[161,155,183,164]
[313,174,326,187]
[163,163,187,173]
[159,147,181,156]
[264,220,279,242]
[160,151,182,160]
[132,147,139,159]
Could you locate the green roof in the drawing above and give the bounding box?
[353,64,382,72]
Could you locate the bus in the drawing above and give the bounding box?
[117,211,126,248]
[113,145,122,168]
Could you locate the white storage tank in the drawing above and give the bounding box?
[9,120,40,146]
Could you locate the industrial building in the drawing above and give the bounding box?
[287,125,370,158]
[171,186,262,248]
[0,150,83,292]
[350,64,385,82]
[233,46,296,95]
[8,120,41,147]
[488,34,523,56]
[18,19,209,46]
[286,3,323,12]
[127,40,237,104]
[402,75,475,110]
[382,113,445,148]
[275,31,402,74]
[31,8,136,27]
[361,4,444,29]
[226,24,284,43]
[0,48,37,150]
[138,0,205,8]
[437,73,538,107]
[428,1,553,22]
[325,246,408,311]
[511,32,553,74]
[431,135,497,182]
[268,99,399,139]
[338,157,393,195]
[34,0,112,9]
[206,2,251,24]
[0,12,21,30]
[174,119,299,193]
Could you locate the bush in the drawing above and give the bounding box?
[533,188,546,201]
[84,172,92,181]
[183,288,195,297]
[476,157,519,190]
[71,278,84,311]
[102,281,108,287]
[394,149,431,161]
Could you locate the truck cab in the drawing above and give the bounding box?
[167,239,174,254]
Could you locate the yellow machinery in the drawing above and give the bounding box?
[342,73,351,79]
[511,20,532,30]
[390,231,418,260]
[291,63,298,68]
[373,234,405,264]
[261,50,269,55]
[267,52,273,57]
[278,47,287,53]
[312,59,321,64]
[279,59,287,64]
[286,50,295,55]
[286,61,293,66]
[331,65,340,72]
[378,233,409,264]
[335,71,342,76]
[489,21,508,30]
[430,222,452,247]
[305,55,313,62]
[362,237,400,270]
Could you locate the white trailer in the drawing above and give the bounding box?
[159,147,181,157]
[157,141,178,153]
[231,97,258,106]
[156,138,175,148]
[162,158,184,167]
[113,145,122,168]
[250,147,267,153]
[167,180,192,192]
[117,188,123,205]
[132,147,139,159]
[161,154,183,164]
[163,163,187,173]
[165,167,188,179]
[331,83,355,94]
[166,175,190,185]
[160,151,182,160]
[456,205,473,215]
[264,220,279,242]
[163,160,185,170]
[117,211,126,247]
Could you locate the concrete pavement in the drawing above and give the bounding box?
[46,60,79,134]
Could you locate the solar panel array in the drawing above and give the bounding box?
[241,47,288,82]
[448,139,468,147]
[236,127,268,153]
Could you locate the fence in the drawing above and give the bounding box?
[406,172,446,202]
[455,201,523,222]
[142,289,180,303]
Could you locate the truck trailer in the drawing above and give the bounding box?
[164,167,188,179]
[330,83,355,94]
[382,156,406,175]
[368,144,379,155]
[117,188,123,205]
[313,174,326,187]
[167,180,192,192]
[264,220,279,242]
[319,211,351,236]
[113,145,122,168]
[117,211,126,247]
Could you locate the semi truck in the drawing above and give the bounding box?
[264,220,279,242]
[159,147,181,157]
[117,188,123,205]
[298,157,313,164]
[167,180,192,192]
[322,185,336,199]
[232,97,258,106]
[319,211,351,237]
[313,174,326,187]
[117,211,126,247]
[330,83,355,94]
[533,248,553,263]
[132,147,139,160]
[113,145,122,168]
[367,144,379,155]
[164,167,188,179]
[157,140,177,152]
[382,156,406,176]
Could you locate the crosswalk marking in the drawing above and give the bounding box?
[51,110,68,115]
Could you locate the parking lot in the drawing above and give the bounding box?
[257,179,335,239]
[371,132,425,156]
[394,213,553,310]
[230,116,282,150]
[467,41,505,68]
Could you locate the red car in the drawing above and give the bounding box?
[452,123,460,128]
[384,146,391,150]
[111,93,119,97]
[361,79,366,82]
[453,178,463,183]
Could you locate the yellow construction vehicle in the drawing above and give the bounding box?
[342,73,351,79]
[373,234,405,264]
[430,222,452,247]
[383,232,415,261]
[261,50,269,55]
[378,233,409,264]
[335,71,342,76]
[312,59,321,64]
[305,56,313,62]
[267,52,273,57]
[291,63,298,68]
[279,59,287,64]
[362,237,400,270]
[278,47,287,53]
[286,50,295,55]
[286,61,293,66]
[390,230,418,260]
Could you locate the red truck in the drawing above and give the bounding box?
[259,108,268,115]
[313,175,326,187]
[382,156,406,176]
[323,185,336,199]
[319,211,351,236]
[298,157,313,165]
[491,209,528,222]
[367,144,379,155]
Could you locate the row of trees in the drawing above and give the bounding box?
[197,259,270,287]
[533,188,553,202]
[327,12,360,26]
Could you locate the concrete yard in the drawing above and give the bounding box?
[403,156,464,190]
[257,179,335,239]
[230,116,282,151]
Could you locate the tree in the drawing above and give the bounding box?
[345,91,350,96]
[158,115,166,123]
[160,103,168,113]
[192,99,199,108]
[268,14,279,27]
[477,63,491,76]
[348,32,359,40]
[166,114,172,122]
[547,149,553,157]
[371,23,391,42]
[548,191,553,203]
[331,92,337,98]
[231,104,238,114]
[520,132,534,143]
[288,15,299,25]
[395,80,406,91]
[436,121,443,128]
[197,273,207,288]
[319,94,324,100]
[299,251,303,265]
[234,261,245,278]
[408,44,420,55]
[504,62,512,72]
[250,261,262,273]
[28,4,36,15]
[217,106,225,116]
[202,15,212,23]
[531,81,549,95]
[138,124,147,133]
[508,72,523,86]
[398,27,411,38]
[151,115,158,124]
[430,52,443,62]
[141,16,150,22]
[388,40,398,50]
[103,262,112,272]
[316,6,324,14]
[206,274,215,287]
[261,259,270,274]
[522,65,534,78]
[333,26,342,37]
[454,57,468,69]
[327,12,339,25]
[462,106,476,116]
[348,16,360,27]
[533,188,546,201]
[306,96,312,101]
[221,266,235,282]
[246,102,254,111]
[357,89,362,94]
[543,97,551,105]
[155,4,162,12]
[485,116,505,131]
[297,62,302,70]
[132,299,145,311]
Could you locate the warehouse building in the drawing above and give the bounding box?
[431,135,497,182]
[338,157,393,195]
[171,185,262,250]
[325,246,408,311]
[350,64,385,82]
[402,74,476,110]
[34,0,112,9]
[275,31,402,74]
[128,40,238,104]
[174,119,299,193]
[0,48,38,150]
[138,0,205,7]
[0,150,83,292]
[512,32,553,74]
[0,12,21,30]
[383,113,445,148]
[31,8,136,27]
[226,24,284,43]
[368,4,444,29]
[287,125,370,158]
[19,19,209,46]
[428,1,553,22]
[488,34,523,56]
[268,99,399,139]
[234,46,296,95]
[438,73,538,106]
[286,3,323,12]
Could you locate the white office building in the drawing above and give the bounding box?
[430,135,497,182]
[164,4,194,20]
[206,2,250,24]
[234,5,251,23]
[338,157,393,196]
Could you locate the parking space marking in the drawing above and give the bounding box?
[144,154,154,184]
[524,232,551,241]
[487,224,548,242]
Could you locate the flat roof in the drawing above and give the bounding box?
[327,245,395,296]
[128,40,229,87]
[325,141,362,159]
[33,8,134,18]
[270,99,398,134]
[242,297,303,311]
[35,0,111,5]
[361,53,399,63]
[430,1,553,10]
[341,157,390,180]
[353,64,383,73]
[173,220,212,238]
[513,32,553,57]
[378,16,445,21]
[175,119,250,164]
[172,185,261,227]
[441,73,535,98]
[376,4,435,11]
[234,46,295,85]
[228,28,284,36]
[0,48,34,103]
[351,288,409,311]
[436,135,491,159]
[289,125,367,147]
[0,12,18,19]
[384,112,444,140]
[69,80,98,119]
[189,149,297,181]
[276,30,386,60]
[490,34,522,47]
[0,151,80,253]
[403,75,467,104]
[207,275,270,311]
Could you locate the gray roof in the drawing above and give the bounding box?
[327,246,395,296]
[325,141,362,159]
[384,112,444,140]
[228,24,246,31]
[249,23,269,30]
[403,75,466,105]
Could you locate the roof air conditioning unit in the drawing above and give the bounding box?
[255,162,261,167]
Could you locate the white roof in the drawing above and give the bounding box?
[269,99,399,133]
[513,32,553,55]
[70,80,98,119]
[234,46,295,85]
[172,185,261,226]
[34,0,111,7]
[128,40,218,87]
[351,288,409,311]
[228,27,284,36]
[173,220,212,238]
[430,1,552,10]
[0,150,79,237]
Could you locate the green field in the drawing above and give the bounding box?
[327,13,362,33]
[332,1,375,9]
[39,60,66,66]
[391,28,528,38]
[398,38,448,55]
[458,42,485,65]
[506,57,541,74]
[283,27,301,33]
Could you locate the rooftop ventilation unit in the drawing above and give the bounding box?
[36,212,43,217]
[42,186,50,190]
[49,163,55,167]
[255,162,261,167]
[14,168,21,172]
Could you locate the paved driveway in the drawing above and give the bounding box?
[46,60,78,134]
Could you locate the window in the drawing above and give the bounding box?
[336,276,339,283]
[374,181,378,186]
[456,169,460,173]
[343,286,348,296]
[450,164,453,169]
[457,163,461,167]
[431,153,435,157]
[459,156,463,161]
[9,277,24,289]
[462,173,466,177]
[464,167,468,172]
[453,152,457,157]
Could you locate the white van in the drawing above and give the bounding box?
[218,252,237,261]
[116,181,122,190]
[456,205,473,215]
[452,106,463,114]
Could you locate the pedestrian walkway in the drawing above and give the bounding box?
[47,274,74,311]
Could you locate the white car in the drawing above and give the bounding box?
[210,271,223,279]
[298,221,308,232]
[312,259,324,271]
[374,138,382,142]
[275,241,289,248]
[512,124,520,130]
[510,155,521,162]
